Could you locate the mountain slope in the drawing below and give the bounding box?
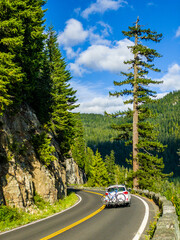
[80,91,180,176]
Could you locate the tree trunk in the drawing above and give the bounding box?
[133,17,139,189]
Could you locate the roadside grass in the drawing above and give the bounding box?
[160,178,180,223]
[144,213,160,240]
[0,191,78,232]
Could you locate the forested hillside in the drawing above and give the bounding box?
[80,90,180,177]
[0,0,83,211]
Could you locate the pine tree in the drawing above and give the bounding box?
[88,150,109,187]
[84,147,94,176]
[0,0,46,111]
[34,45,51,123]
[105,150,116,184]
[177,149,180,162]
[71,115,86,169]
[15,0,46,104]
[0,0,24,112]
[45,26,79,154]
[108,17,167,190]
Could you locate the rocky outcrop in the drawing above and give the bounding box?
[66,157,86,185]
[0,104,84,210]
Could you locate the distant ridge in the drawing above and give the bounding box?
[80,90,180,176]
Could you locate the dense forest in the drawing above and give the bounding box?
[80,90,180,177]
[0,0,179,186]
[0,0,80,165]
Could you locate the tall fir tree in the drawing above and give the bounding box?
[108,17,167,190]
[104,150,116,184]
[88,150,109,187]
[0,0,46,110]
[0,0,24,112]
[15,0,46,105]
[34,45,51,123]
[45,26,79,154]
[84,147,94,177]
[71,115,86,169]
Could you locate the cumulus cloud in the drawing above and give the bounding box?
[75,96,132,114]
[58,19,113,59]
[71,80,131,114]
[64,47,79,59]
[156,64,180,91]
[58,19,88,47]
[89,30,112,46]
[71,39,133,75]
[81,0,127,18]
[69,63,87,77]
[175,26,180,38]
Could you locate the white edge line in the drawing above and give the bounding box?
[132,194,149,240]
[0,193,82,235]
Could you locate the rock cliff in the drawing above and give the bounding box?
[0,104,84,210]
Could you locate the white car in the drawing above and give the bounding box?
[102,185,131,207]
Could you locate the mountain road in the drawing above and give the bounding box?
[0,189,158,240]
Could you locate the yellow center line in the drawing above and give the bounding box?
[40,190,105,240]
[82,190,104,196]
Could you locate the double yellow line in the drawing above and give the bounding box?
[40,190,105,240]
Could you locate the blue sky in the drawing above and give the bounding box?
[44,0,180,114]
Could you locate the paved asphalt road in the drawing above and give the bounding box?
[0,189,158,240]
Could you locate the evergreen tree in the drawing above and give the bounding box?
[84,147,94,176]
[80,91,180,177]
[0,0,24,112]
[177,149,180,161]
[105,150,116,184]
[71,115,86,169]
[0,0,46,110]
[45,26,79,154]
[114,165,133,187]
[88,150,109,187]
[107,17,167,189]
[15,0,46,105]
[34,45,51,123]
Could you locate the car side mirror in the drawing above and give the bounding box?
[127,188,132,192]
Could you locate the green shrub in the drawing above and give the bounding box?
[34,192,49,210]
[160,178,180,222]
[31,132,57,166]
[0,205,21,222]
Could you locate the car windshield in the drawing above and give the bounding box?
[107,186,125,192]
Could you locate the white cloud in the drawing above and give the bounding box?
[155,92,169,99]
[71,80,131,114]
[58,19,88,47]
[64,47,78,59]
[75,96,132,114]
[175,26,180,38]
[89,29,112,46]
[58,19,113,59]
[157,64,180,91]
[81,0,127,18]
[71,39,133,75]
[98,21,112,36]
[69,63,87,77]
[58,19,132,71]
